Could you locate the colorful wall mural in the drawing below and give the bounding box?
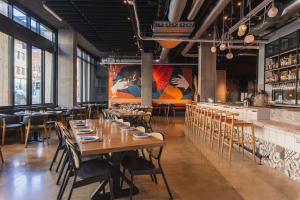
[108,64,193,105]
[152,65,193,104]
[109,64,141,104]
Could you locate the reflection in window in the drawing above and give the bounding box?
[32,47,42,104]
[45,51,54,103]
[31,18,37,32]
[40,24,53,41]
[13,6,27,27]
[0,0,8,16]
[14,39,27,105]
[0,31,12,106]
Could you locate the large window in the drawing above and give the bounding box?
[32,47,42,104]
[40,24,53,41]
[13,6,27,27]
[77,48,96,103]
[45,51,54,103]
[14,39,27,105]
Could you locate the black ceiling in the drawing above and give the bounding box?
[44,0,299,60]
[45,0,168,55]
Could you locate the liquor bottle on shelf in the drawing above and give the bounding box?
[280,53,297,67]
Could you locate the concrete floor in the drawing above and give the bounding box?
[0,116,300,200]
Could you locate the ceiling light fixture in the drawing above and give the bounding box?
[237,30,245,37]
[127,17,131,20]
[268,2,278,18]
[226,51,234,59]
[123,0,128,4]
[238,24,247,32]
[42,2,62,21]
[219,43,226,51]
[244,34,255,43]
[211,46,217,53]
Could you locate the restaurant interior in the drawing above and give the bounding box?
[1,0,300,199]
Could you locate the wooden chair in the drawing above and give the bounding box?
[0,114,24,146]
[210,110,225,150]
[121,132,173,200]
[24,115,48,148]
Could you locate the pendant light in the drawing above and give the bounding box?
[268,1,278,18]
[219,43,226,51]
[211,25,217,53]
[238,24,247,32]
[238,30,245,37]
[244,16,255,44]
[226,51,234,59]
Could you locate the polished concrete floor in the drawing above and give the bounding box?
[0,116,300,200]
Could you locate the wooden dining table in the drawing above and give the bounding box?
[70,119,164,199]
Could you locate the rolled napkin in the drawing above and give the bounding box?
[80,136,100,143]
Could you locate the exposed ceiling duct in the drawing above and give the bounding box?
[187,0,205,21]
[281,0,300,17]
[159,0,188,63]
[251,0,300,37]
[168,0,187,23]
[181,0,231,57]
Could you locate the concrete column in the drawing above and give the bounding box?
[141,52,153,106]
[198,42,217,101]
[57,29,77,107]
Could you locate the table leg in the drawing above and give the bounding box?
[91,152,139,200]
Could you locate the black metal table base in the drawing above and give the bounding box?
[91,186,139,200]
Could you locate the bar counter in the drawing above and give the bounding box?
[192,102,300,183]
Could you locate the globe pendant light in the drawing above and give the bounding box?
[219,43,226,51]
[244,34,255,43]
[268,3,278,18]
[211,25,217,53]
[238,30,245,37]
[211,46,217,53]
[238,24,247,32]
[226,51,234,60]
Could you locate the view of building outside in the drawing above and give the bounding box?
[32,46,42,104]
[45,51,54,103]
[0,31,11,106]
[14,39,27,105]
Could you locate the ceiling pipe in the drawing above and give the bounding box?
[168,0,187,23]
[187,0,205,20]
[127,0,268,55]
[281,0,300,16]
[159,0,188,63]
[181,0,231,57]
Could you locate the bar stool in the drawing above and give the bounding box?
[0,146,3,163]
[220,112,256,161]
[210,109,225,150]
